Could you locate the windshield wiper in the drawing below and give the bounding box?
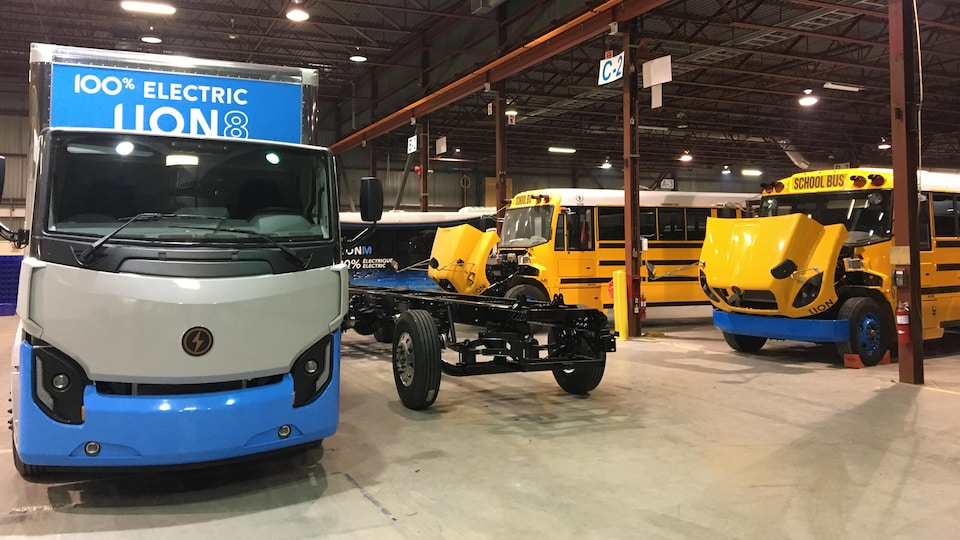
[182,224,307,269]
[78,213,227,263]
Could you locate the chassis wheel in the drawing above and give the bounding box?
[549,329,605,395]
[836,296,892,366]
[505,284,548,303]
[12,433,44,478]
[723,332,768,353]
[393,310,442,410]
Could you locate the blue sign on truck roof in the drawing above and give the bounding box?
[50,63,303,143]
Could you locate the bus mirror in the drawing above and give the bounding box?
[771,259,798,279]
[359,177,383,222]
[645,260,657,280]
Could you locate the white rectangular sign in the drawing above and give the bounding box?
[407,134,418,154]
[598,52,625,86]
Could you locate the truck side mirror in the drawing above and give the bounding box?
[359,176,383,222]
[770,259,798,279]
[0,156,6,198]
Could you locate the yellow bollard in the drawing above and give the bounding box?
[613,270,628,340]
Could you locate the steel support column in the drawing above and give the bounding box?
[623,21,642,338]
[420,117,430,211]
[495,85,507,233]
[889,0,923,383]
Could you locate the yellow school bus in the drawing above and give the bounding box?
[429,188,752,312]
[700,167,960,365]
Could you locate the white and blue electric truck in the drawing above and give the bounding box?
[7,43,381,476]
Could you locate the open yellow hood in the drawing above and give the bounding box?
[428,224,500,295]
[700,214,848,318]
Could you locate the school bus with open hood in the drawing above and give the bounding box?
[700,167,960,365]
[428,188,753,314]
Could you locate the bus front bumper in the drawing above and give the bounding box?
[713,310,849,343]
[14,341,340,469]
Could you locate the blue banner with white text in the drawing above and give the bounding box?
[50,64,303,143]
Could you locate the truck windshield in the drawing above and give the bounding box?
[45,132,334,244]
[758,190,892,245]
[500,206,554,248]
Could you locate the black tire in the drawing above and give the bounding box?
[392,310,442,410]
[505,284,548,303]
[373,323,394,343]
[723,332,768,353]
[836,296,892,366]
[549,330,605,395]
[12,433,44,478]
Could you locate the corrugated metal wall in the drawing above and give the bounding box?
[0,114,29,232]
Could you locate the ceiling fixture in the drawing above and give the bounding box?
[121,1,176,15]
[721,165,731,175]
[349,47,367,62]
[878,137,892,150]
[504,106,518,117]
[798,89,818,107]
[823,81,863,93]
[678,150,693,162]
[141,26,162,44]
[742,168,763,177]
[600,157,612,169]
[548,146,576,154]
[286,0,309,22]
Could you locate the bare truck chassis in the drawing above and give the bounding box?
[344,286,616,409]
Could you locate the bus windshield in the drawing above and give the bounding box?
[758,190,892,245]
[501,205,554,248]
[46,132,334,244]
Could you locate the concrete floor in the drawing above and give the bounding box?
[3,311,960,539]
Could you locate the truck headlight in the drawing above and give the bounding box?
[33,344,88,424]
[292,334,334,407]
[792,272,824,308]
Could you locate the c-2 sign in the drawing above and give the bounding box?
[598,52,624,86]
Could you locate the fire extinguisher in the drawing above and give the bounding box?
[640,293,647,320]
[896,302,910,344]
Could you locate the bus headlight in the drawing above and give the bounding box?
[292,334,334,407]
[700,271,720,302]
[792,272,824,308]
[33,344,88,424]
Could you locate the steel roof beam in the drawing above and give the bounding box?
[329,0,672,154]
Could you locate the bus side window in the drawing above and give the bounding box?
[598,207,625,241]
[716,207,737,219]
[933,193,956,237]
[639,207,656,239]
[686,208,710,241]
[658,208,685,241]
[918,194,931,251]
[564,207,595,251]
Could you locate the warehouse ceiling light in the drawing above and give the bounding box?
[548,146,576,154]
[600,157,612,169]
[504,106,518,117]
[141,26,162,43]
[798,88,818,107]
[286,8,309,21]
[742,168,763,176]
[678,150,693,162]
[823,81,863,93]
[349,47,367,62]
[721,165,731,175]
[878,137,892,150]
[121,1,176,15]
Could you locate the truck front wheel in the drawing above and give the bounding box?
[836,297,891,366]
[723,332,767,353]
[392,310,442,410]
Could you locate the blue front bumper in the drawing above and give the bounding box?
[713,310,849,343]
[15,333,340,468]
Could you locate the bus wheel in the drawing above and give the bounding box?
[836,297,890,366]
[392,310,442,410]
[505,284,547,303]
[549,330,605,394]
[12,434,44,478]
[723,332,767,353]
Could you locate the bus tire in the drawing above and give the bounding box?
[12,434,44,478]
[392,310,442,410]
[549,330,605,394]
[836,296,891,366]
[505,284,548,303]
[723,332,767,353]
